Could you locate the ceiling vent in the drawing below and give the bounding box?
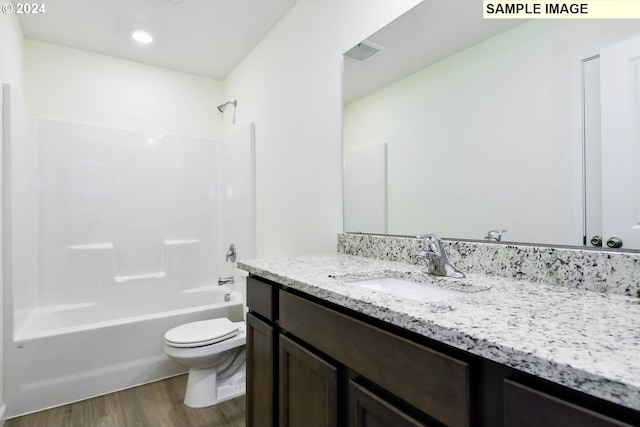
[344,40,384,61]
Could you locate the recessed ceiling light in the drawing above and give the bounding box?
[131,30,153,44]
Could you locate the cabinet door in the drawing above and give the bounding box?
[279,334,338,427]
[504,380,634,427]
[348,380,432,427]
[247,313,275,427]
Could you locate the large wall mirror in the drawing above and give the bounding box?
[342,0,640,250]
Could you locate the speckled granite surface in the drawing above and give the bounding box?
[239,253,640,411]
[338,233,640,297]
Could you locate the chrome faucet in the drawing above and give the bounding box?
[218,276,235,286]
[226,243,237,262]
[414,234,465,278]
[485,229,507,242]
[219,244,237,285]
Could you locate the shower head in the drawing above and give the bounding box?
[217,100,237,113]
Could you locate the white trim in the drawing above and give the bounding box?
[570,47,600,247]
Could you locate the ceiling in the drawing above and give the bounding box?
[15,0,524,96]
[343,0,525,103]
[15,0,299,80]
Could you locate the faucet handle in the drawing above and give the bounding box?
[226,243,237,262]
[416,234,444,254]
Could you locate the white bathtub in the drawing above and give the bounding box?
[5,285,245,418]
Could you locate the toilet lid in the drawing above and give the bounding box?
[164,318,239,348]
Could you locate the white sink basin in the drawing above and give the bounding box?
[349,276,465,303]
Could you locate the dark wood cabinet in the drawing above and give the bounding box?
[246,313,275,427]
[348,380,431,427]
[279,335,339,427]
[503,380,635,427]
[247,277,276,321]
[246,274,640,427]
[279,290,470,427]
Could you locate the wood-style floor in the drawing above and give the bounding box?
[4,374,246,427]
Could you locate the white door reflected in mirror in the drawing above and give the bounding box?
[600,34,640,249]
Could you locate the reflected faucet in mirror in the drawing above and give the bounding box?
[485,229,507,242]
[414,234,465,278]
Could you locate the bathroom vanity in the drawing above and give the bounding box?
[240,236,640,427]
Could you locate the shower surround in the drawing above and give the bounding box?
[2,84,255,417]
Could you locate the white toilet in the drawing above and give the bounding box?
[164,318,246,408]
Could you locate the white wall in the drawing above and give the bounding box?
[344,19,640,245]
[222,0,421,257]
[0,14,23,95]
[25,40,224,139]
[0,11,24,418]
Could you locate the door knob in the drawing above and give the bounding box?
[590,235,602,247]
[606,236,623,248]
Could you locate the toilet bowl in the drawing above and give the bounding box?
[164,318,246,408]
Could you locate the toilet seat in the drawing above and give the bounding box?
[165,318,240,348]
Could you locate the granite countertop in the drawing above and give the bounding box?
[239,253,640,411]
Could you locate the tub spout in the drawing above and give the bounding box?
[218,276,234,286]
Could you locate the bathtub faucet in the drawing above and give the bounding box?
[218,276,235,286]
[226,244,237,262]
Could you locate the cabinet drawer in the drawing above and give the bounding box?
[279,291,470,427]
[247,277,276,321]
[504,379,634,427]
